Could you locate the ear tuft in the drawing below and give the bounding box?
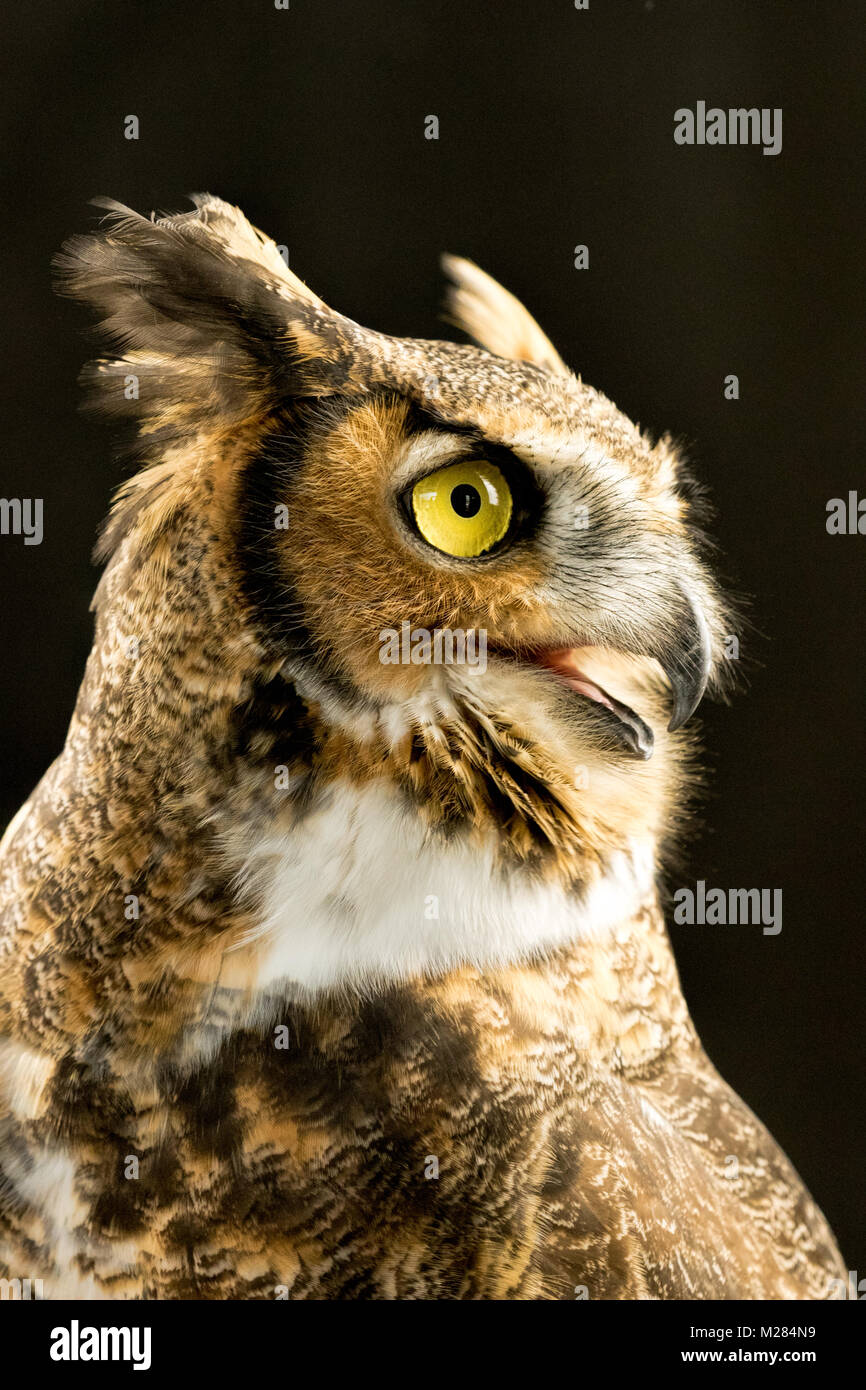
[441,255,570,377]
[55,195,347,443]
[180,194,327,310]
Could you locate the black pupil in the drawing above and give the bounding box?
[450,484,482,518]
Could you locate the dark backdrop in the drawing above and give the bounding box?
[1,0,863,1268]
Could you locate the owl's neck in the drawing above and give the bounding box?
[1,714,667,1071]
[213,776,659,998]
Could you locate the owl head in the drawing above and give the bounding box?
[57,196,730,898]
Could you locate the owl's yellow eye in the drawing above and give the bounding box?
[410,460,513,558]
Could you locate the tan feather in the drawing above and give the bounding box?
[442,253,570,376]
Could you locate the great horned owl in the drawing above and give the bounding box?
[0,196,844,1299]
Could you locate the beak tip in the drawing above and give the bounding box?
[667,685,706,733]
[667,703,692,734]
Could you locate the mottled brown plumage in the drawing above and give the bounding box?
[0,196,844,1299]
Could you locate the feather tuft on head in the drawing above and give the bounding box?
[441,254,569,376]
[54,194,365,443]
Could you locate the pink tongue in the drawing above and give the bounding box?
[536,648,616,710]
[566,676,615,710]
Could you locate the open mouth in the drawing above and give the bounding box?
[514,646,655,760]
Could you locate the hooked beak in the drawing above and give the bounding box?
[488,586,714,762]
[659,586,714,732]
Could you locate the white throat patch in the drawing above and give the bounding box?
[226,780,656,996]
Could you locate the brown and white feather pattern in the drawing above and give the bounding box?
[0,196,844,1299]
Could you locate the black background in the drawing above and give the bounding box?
[1,0,863,1268]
